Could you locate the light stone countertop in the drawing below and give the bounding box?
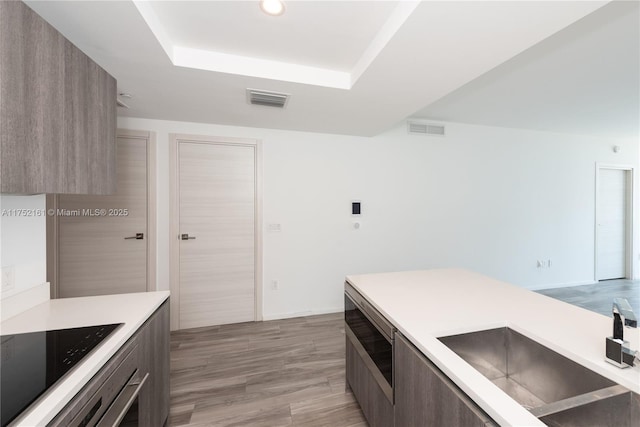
[0,291,170,426]
[345,269,640,427]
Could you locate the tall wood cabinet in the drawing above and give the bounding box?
[0,0,116,195]
[394,333,496,427]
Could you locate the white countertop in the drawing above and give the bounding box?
[0,291,170,427]
[345,269,640,427]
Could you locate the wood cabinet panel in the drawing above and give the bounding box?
[88,60,117,195]
[345,335,393,427]
[138,300,170,427]
[0,0,64,193]
[0,1,116,195]
[63,41,116,194]
[395,333,495,427]
[63,40,89,194]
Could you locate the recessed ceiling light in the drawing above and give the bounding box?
[260,0,285,16]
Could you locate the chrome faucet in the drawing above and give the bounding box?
[605,298,638,368]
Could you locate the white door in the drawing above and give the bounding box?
[56,132,150,297]
[175,139,257,329]
[596,168,630,280]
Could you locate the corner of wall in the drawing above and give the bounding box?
[0,194,48,303]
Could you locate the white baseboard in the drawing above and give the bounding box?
[527,280,598,291]
[1,282,50,322]
[262,307,342,321]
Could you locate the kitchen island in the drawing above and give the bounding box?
[346,269,640,426]
[0,291,170,426]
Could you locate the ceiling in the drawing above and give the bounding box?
[413,0,639,140]
[24,1,636,138]
[147,1,399,72]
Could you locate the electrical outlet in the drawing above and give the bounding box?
[537,260,543,268]
[1,266,15,292]
[270,280,279,290]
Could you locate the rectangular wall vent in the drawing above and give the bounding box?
[407,121,445,136]
[247,89,290,108]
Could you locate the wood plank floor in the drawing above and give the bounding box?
[169,312,367,426]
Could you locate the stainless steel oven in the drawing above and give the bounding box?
[68,345,148,427]
[344,282,395,402]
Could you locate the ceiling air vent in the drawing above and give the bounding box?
[407,121,445,136]
[247,89,290,109]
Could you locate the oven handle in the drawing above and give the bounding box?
[96,372,149,427]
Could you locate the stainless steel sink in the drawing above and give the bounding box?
[537,387,640,427]
[438,327,639,425]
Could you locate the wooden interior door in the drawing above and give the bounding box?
[597,168,630,280]
[177,140,256,329]
[56,132,149,297]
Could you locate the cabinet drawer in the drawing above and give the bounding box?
[394,333,495,427]
[346,334,394,427]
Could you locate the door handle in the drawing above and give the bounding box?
[124,233,144,240]
[181,234,196,240]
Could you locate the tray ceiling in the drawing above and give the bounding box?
[24,0,628,138]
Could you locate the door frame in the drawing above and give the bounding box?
[594,163,635,281]
[169,133,263,331]
[46,129,157,298]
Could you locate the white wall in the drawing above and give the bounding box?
[0,194,47,298]
[118,116,639,320]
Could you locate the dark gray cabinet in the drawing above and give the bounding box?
[394,333,496,427]
[0,1,116,195]
[345,336,394,427]
[138,300,170,427]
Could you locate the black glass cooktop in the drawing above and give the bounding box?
[0,323,121,427]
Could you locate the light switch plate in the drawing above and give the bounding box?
[267,223,282,232]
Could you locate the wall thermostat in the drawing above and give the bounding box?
[351,201,361,216]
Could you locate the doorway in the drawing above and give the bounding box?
[47,129,156,297]
[169,134,262,330]
[595,165,634,281]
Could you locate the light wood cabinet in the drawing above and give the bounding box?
[345,336,394,427]
[0,1,116,195]
[394,333,496,427]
